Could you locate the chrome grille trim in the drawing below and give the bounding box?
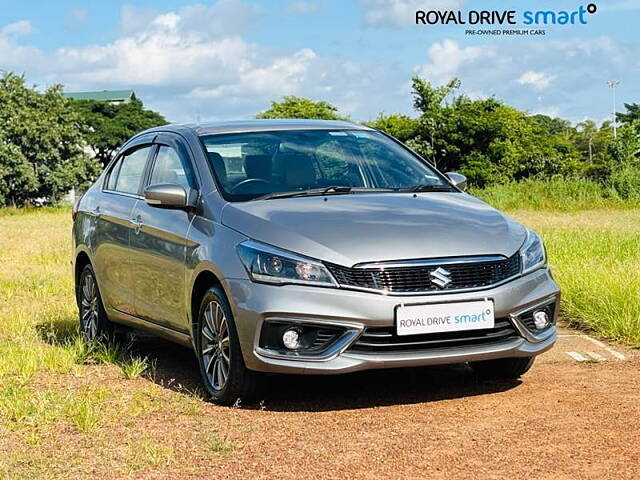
[352,255,506,270]
[348,318,518,353]
[326,254,522,296]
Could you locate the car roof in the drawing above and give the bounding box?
[144,119,374,137]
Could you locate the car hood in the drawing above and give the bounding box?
[221,192,526,266]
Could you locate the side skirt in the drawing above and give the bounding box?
[108,308,193,348]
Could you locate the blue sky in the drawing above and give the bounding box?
[1,0,639,123]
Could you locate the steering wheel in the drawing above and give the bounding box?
[230,178,271,194]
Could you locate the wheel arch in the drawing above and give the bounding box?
[74,250,93,306]
[190,269,225,338]
[75,251,91,282]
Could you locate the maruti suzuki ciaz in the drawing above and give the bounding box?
[72,119,560,405]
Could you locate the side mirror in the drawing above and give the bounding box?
[445,172,467,189]
[144,183,191,209]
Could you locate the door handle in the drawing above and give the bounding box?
[131,215,143,234]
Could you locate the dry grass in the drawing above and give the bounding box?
[0,208,235,478]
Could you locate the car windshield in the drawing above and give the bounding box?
[201,129,451,201]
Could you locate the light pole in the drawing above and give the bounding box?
[606,80,620,139]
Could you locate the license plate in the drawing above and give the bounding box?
[396,300,494,336]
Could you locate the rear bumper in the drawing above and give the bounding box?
[225,267,560,375]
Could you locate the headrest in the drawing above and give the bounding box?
[208,152,227,183]
[283,153,317,189]
[244,155,272,180]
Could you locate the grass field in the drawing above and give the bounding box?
[0,201,639,477]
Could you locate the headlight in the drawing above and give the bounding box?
[236,240,337,287]
[520,229,546,274]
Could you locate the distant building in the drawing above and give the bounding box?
[62,90,136,104]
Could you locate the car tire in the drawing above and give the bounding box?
[77,264,117,343]
[196,286,262,405]
[469,356,535,380]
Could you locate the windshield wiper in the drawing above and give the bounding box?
[321,185,353,194]
[400,184,454,193]
[255,186,352,201]
[255,186,396,201]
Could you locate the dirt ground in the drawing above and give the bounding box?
[4,326,639,480]
[102,327,639,480]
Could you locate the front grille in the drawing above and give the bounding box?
[348,318,518,353]
[326,254,521,294]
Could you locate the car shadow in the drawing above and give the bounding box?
[128,334,522,412]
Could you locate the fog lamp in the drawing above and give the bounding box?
[533,310,550,330]
[282,328,302,350]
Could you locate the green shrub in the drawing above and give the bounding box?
[609,165,640,200]
[471,178,636,211]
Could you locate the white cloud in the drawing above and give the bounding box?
[358,0,463,28]
[413,37,639,123]
[415,40,496,84]
[0,2,410,122]
[49,2,266,90]
[288,1,323,15]
[68,7,89,24]
[517,71,555,90]
[0,21,44,71]
[188,48,317,99]
[1,20,33,37]
[121,1,262,37]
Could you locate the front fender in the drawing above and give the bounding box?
[184,216,250,341]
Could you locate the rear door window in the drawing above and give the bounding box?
[106,159,122,191]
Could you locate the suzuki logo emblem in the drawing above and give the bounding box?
[430,267,452,288]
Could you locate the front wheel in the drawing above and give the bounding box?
[196,287,262,405]
[469,356,535,380]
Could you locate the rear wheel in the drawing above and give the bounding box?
[469,356,535,380]
[77,264,116,343]
[196,287,262,405]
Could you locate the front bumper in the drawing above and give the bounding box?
[225,267,560,374]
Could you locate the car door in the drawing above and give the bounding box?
[93,140,155,316]
[129,133,199,332]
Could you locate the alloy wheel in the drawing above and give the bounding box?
[200,300,231,391]
[80,273,99,340]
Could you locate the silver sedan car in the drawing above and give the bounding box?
[72,119,560,404]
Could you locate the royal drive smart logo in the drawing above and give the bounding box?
[415,3,598,36]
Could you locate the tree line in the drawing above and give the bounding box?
[0,73,166,206]
[1,71,638,206]
[259,78,640,194]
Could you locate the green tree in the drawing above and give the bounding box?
[256,96,345,120]
[608,125,640,164]
[72,98,167,167]
[530,114,574,136]
[0,72,99,206]
[364,113,418,142]
[408,77,460,166]
[408,77,580,186]
[616,103,640,125]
